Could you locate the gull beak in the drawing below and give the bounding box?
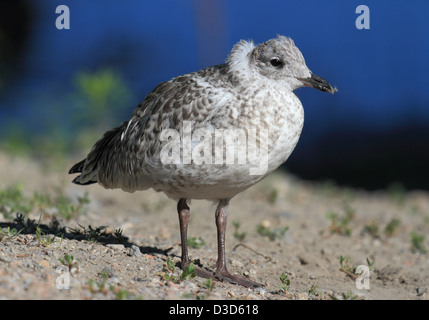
[300,73,336,94]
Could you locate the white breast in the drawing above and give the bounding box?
[267,93,304,171]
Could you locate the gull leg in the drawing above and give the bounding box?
[177,198,191,267]
[214,199,262,288]
[177,198,214,279]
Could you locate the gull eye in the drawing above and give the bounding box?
[270,58,282,67]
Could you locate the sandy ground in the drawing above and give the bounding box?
[0,152,428,300]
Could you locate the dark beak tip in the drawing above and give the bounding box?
[302,73,337,94]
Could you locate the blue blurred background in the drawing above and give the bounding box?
[0,0,428,190]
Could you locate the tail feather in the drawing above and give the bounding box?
[72,176,97,185]
[69,159,97,185]
[69,122,127,187]
[69,159,85,174]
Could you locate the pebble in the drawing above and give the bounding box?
[0,254,12,263]
[254,287,267,297]
[38,260,50,268]
[416,287,427,297]
[129,245,142,258]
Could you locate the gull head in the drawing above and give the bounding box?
[228,35,336,93]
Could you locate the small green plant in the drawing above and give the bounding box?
[36,225,58,247]
[88,279,104,294]
[339,256,375,280]
[308,285,322,298]
[279,272,291,293]
[112,288,130,300]
[326,205,355,236]
[88,271,109,295]
[0,226,22,242]
[59,253,79,274]
[180,263,197,281]
[162,257,178,282]
[187,236,206,249]
[35,214,62,247]
[193,278,215,300]
[366,257,376,271]
[88,271,135,300]
[267,188,279,205]
[257,222,288,241]
[202,278,215,291]
[363,220,379,238]
[342,290,357,300]
[410,232,427,254]
[339,255,358,280]
[384,218,401,237]
[162,258,196,283]
[329,290,357,300]
[92,271,136,299]
[232,221,246,242]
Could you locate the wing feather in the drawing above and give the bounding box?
[69,64,233,191]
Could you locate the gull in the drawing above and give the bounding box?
[69,35,335,288]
